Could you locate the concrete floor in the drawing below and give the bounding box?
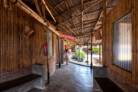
[30,63,93,92]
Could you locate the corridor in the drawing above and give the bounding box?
[1,0,138,91]
[30,63,93,92]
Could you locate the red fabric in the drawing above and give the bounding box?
[65,45,67,50]
[43,44,48,56]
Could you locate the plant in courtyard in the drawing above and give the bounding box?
[75,47,79,57]
[93,47,99,53]
[80,52,86,59]
[88,46,102,54]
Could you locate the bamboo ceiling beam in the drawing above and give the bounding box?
[46,1,76,36]
[10,0,59,35]
[57,0,103,26]
[94,0,109,31]
[83,31,93,34]
[81,0,84,34]
[57,7,112,26]
[42,0,56,22]
[58,26,71,35]
[83,0,102,12]
[57,0,96,19]
[66,38,79,45]
[46,2,59,17]
[75,26,94,31]
[74,21,96,31]
[80,24,102,42]
[57,11,98,26]
[83,18,98,24]
[74,7,110,37]
[64,0,71,15]
[87,0,108,43]
[93,11,103,30]
[42,5,46,20]
[64,23,76,36]
[74,26,94,34]
[84,0,95,5]
[54,1,64,9]
[75,21,96,28]
[64,0,77,35]
[60,25,73,35]
[77,35,90,38]
[83,35,91,38]
[58,14,80,25]
[75,18,97,27]
[77,30,94,37]
[72,19,78,35]
[34,0,43,18]
[46,2,64,22]
[46,2,63,21]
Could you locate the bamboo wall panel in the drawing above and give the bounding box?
[0,1,57,73]
[102,0,138,84]
[102,0,106,66]
[135,0,138,84]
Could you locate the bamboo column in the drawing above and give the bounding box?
[102,0,107,66]
[46,31,50,84]
[79,46,80,62]
[100,45,102,64]
[87,43,89,65]
[58,36,61,68]
[90,30,93,69]
[99,44,101,64]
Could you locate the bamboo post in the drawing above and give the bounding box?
[79,45,80,62]
[46,30,50,84]
[99,44,100,64]
[99,44,100,62]
[102,0,107,66]
[99,44,101,64]
[90,30,93,69]
[58,36,61,68]
[87,43,89,65]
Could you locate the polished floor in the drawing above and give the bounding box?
[30,63,93,92]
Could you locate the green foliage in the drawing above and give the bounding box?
[88,46,102,54]
[80,52,86,59]
[75,48,79,57]
[74,46,86,59]
[93,47,99,53]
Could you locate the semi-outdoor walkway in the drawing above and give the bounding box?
[30,63,93,92]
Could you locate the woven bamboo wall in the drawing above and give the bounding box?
[102,0,138,84]
[0,1,57,72]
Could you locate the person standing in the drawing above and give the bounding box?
[65,49,69,65]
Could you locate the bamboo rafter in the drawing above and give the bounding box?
[57,0,103,26]
[42,0,56,22]
[46,1,76,36]
[64,0,78,35]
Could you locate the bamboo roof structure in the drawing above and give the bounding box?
[22,0,119,45]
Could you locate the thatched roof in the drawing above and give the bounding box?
[22,0,119,45]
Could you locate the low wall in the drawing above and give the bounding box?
[0,66,32,83]
[109,69,138,92]
[93,66,109,92]
[93,66,138,92]
[0,64,46,92]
